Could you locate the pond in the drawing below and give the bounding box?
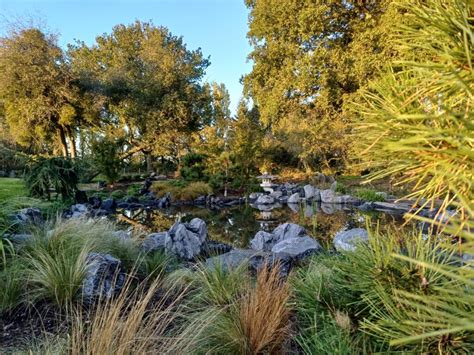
[119,202,407,249]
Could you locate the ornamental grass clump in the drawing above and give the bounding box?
[192,263,291,354]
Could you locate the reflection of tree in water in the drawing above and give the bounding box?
[149,212,175,232]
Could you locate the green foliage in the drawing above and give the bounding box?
[69,20,211,160]
[90,137,123,184]
[0,259,26,313]
[333,182,347,195]
[354,188,385,202]
[151,180,212,201]
[350,0,474,348]
[138,250,175,280]
[0,27,83,156]
[244,0,402,171]
[193,262,250,307]
[24,156,79,200]
[180,153,208,181]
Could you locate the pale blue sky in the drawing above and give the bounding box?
[0,0,253,114]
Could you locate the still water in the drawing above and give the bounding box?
[120,202,405,249]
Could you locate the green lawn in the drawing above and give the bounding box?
[0,178,27,201]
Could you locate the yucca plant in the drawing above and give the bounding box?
[350,0,474,349]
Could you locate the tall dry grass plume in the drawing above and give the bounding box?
[69,275,186,355]
[239,263,291,354]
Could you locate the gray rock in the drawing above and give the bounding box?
[255,194,276,205]
[250,231,276,252]
[8,233,33,246]
[287,192,300,204]
[320,190,358,204]
[249,252,293,278]
[248,192,263,201]
[112,230,131,240]
[304,185,321,201]
[270,190,283,198]
[320,189,336,203]
[186,218,207,243]
[372,201,412,213]
[250,223,308,252]
[102,198,117,212]
[358,202,374,212]
[165,218,207,260]
[333,228,369,252]
[273,222,307,241]
[69,204,89,219]
[330,181,338,191]
[142,232,168,253]
[81,253,125,304]
[271,236,321,260]
[12,207,43,226]
[206,249,259,271]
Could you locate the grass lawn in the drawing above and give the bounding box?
[0,178,27,201]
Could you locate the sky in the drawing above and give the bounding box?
[0,0,253,114]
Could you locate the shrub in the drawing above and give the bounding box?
[354,188,385,202]
[90,137,123,184]
[24,156,79,200]
[180,182,212,201]
[151,181,212,201]
[138,250,174,281]
[179,153,208,181]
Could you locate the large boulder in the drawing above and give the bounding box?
[142,232,168,253]
[248,252,293,278]
[333,228,369,252]
[271,236,321,260]
[255,194,276,205]
[287,192,300,204]
[303,185,321,201]
[81,253,126,304]
[165,218,207,260]
[201,240,233,258]
[102,198,117,212]
[206,249,259,271]
[273,222,307,241]
[250,223,308,252]
[250,231,276,252]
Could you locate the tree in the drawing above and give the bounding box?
[243,0,403,172]
[229,100,263,184]
[0,28,82,157]
[69,21,212,171]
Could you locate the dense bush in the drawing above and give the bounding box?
[24,156,79,200]
[179,153,208,181]
[90,137,124,184]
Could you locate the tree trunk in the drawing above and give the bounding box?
[145,152,153,173]
[58,127,68,158]
[68,133,77,159]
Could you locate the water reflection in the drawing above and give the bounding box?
[117,202,405,249]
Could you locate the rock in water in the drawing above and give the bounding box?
[81,253,125,304]
[303,185,321,201]
[272,222,307,241]
[271,236,321,260]
[287,192,301,204]
[165,218,207,260]
[250,223,308,252]
[333,228,369,252]
[255,194,276,205]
